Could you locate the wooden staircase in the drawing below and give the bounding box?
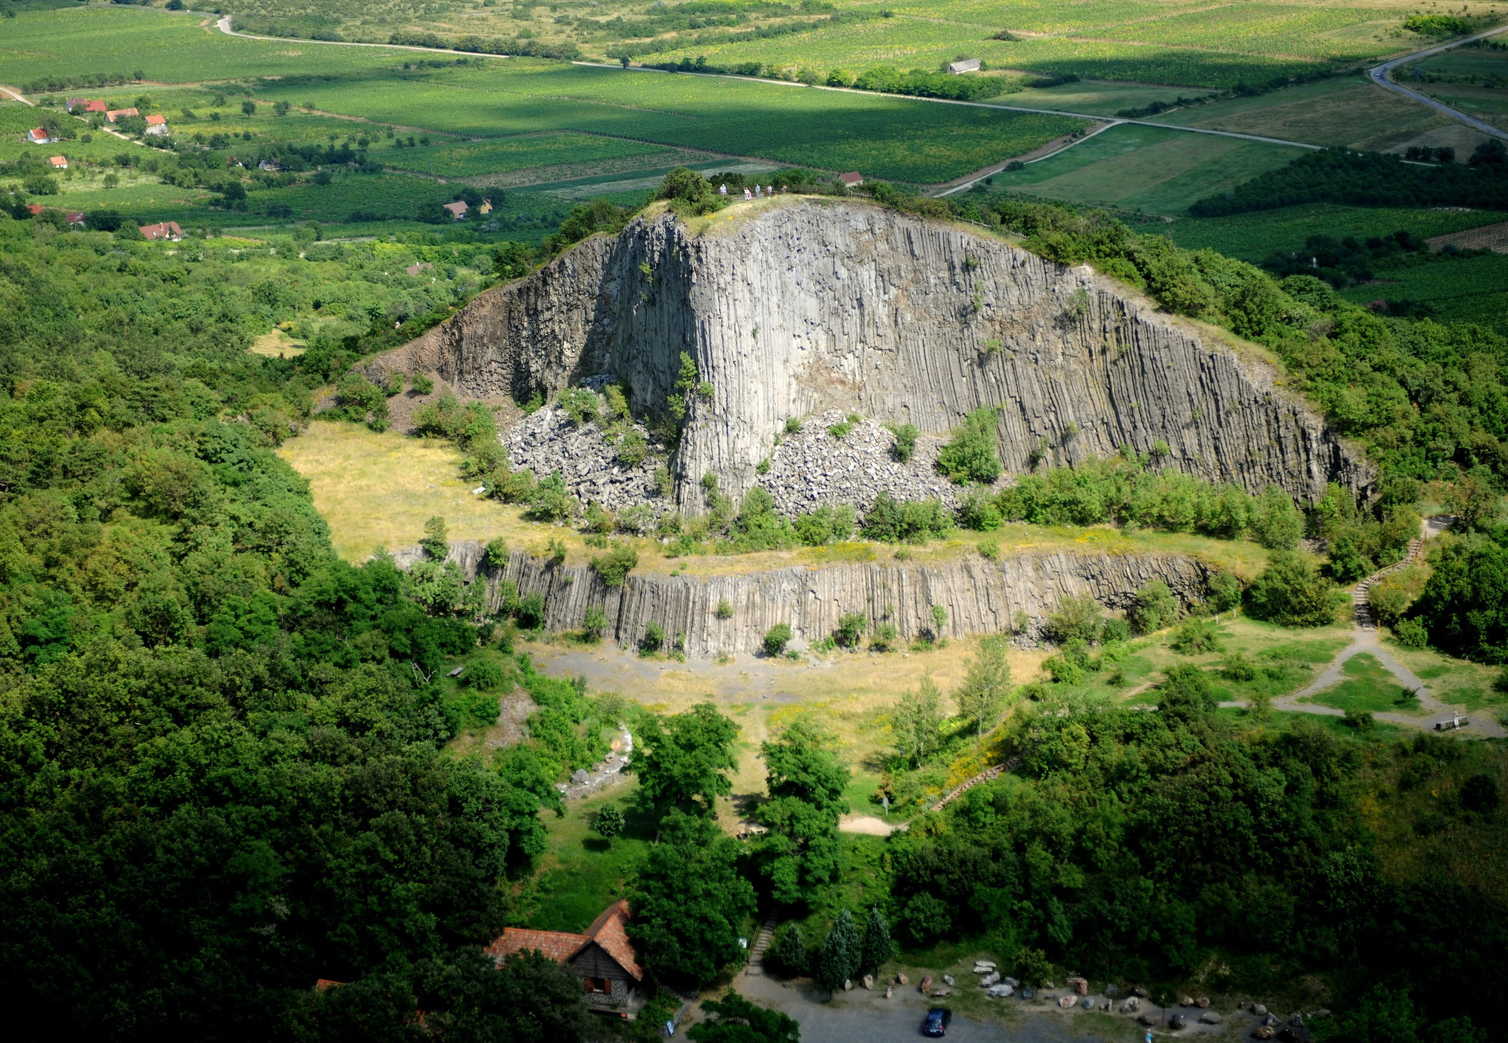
[1353,536,1425,630]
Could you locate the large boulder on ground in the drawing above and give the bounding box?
[980,971,1000,987]
[1200,1011,1223,1024]
[987,983,1014,998]
[862,974,874,990]
[1170,1013,1187,1030]
[1120,998,1141,1014]
[942,974,955,986]
[895,973,908,986]
[1058,995,1076,1009]
[972,961,997,973]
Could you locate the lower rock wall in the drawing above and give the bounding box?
[403,542,1215,658]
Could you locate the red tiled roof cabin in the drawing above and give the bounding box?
[484,900,646,1018]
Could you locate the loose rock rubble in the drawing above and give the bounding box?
[502,404,669,515]
[757,411,970,515]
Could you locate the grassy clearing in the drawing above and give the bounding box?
[515,777,652,933]
[249,328,305,358]
[1382,638,1507,714]
[1303,653,1428,715]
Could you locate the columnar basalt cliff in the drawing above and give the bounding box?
[399,542,1215,658]
[374,198,1371,509]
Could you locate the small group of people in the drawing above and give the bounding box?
[718,182,783,200]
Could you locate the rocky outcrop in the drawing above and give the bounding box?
[399,541,1215,658]
[371,198,1371,510]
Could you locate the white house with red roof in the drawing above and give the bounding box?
[838,171,864,188]
[139,221,184,242]
[484,899,645,1018]
[27,127,54,144]
[144,114,169,137]
[48,155,68,169]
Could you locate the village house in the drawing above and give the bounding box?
[84,100,108,114]
[441,200,469,220]
[65,212,85,228]
[838,171,865,189]
[139,221,185,242]
[484,900,645,1018]
[65,97,87,113]
[144,114,169,137]
[105,107,139,124]
[27,127,53,144]
[48,155,68,170]
[947,57,982,74]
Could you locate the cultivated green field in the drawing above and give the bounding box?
[1338,250,1508,331]
[368,131,675,178]
[1150,203,1508,261]
[979,123,1306,217]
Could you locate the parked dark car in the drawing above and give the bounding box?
[922,1007,952,1037]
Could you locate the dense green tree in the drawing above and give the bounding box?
[1411,534,1508,662]
[687,993,800,1043]
[1127,580,1181,634]
[626,812,756,987]
[815,910,862,994]
[755,721,850,906]
[1245,551,1338,627]
[858,907,895,975]
[630,703,739,818]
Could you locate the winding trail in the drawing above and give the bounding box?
[1228,518,1504,737]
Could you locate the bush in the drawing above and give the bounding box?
[869,622,899,651]
[525,474,577,523]
[1206,571,1244,612]
[1127,580,1180,634]
[590,544,638,587]
[833,612,867,649]
[640,622,666,654]
[460,659,505,691]
[1170,617,1223,654]
[1045,595,1103,644]
[890,423,918,462]
[514,593,546,629]
[582,605,609,642]
[860,495,951,543]
[715,598,734,620]
[1394,617,1429,648]
[936,408,1001,484]
[763,623,792,657]
[558,386,600,426]
[767,923,808,978]
[593,804,625,839]
[1245,551,1338,627]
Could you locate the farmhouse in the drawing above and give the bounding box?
[65,212,85,227]
[84,99,108,114]
[27,127,53,144]
[947,57,982,74]
[838,171,865,188]
[139,221,185,242]
[105,107,139,124]
[144,114,169,137]
[484,900,645,1018]
[65,97,86,113]
[442,200,469,220]
[48,155,68,169]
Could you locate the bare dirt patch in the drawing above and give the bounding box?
[249,328,304,358]
[1428,219,1508,254]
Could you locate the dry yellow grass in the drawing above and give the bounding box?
[278,420,1273,576]
[249,328,305,359]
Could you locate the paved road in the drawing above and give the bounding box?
[1368,24,1508,142]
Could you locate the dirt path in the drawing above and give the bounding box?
[0,85,35,106]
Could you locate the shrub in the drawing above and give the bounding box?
[763,623,792,657]
[1219,652,1257,681]
[1170,617,1223,654]
[484,538,509,569]
[869,622,899,651]
[592,804,625,839]
[1206,571,1244,612]
[525,474,577,523]
[936,408,1001,484]
[558,386,600,426]
[591,545,638,587]
[715,598,734,620]
[583,503,615,535]
[1245,551,1338,627]
[860,495,951,543]
[640,621,666,654]
[460,659,505,690]
[410,372,434,395]
[1045,595,1103,644]
[582,606,609,642]
[794,504,856,545]
[957,489,1002,531]
[890,423,918,462]
[833,612,867,649]
[827,418,855,439]
[616,429,650,467]
[515,593,546,629]
[1127,580,1180,634]
[1342,708,1376,731]
[1394,617,1429,648]
[784,416,803,435]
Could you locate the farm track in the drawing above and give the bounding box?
[1370,23,1508,142]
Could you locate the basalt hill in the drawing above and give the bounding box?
[372,196,1370,512]
[368,197,1372,655]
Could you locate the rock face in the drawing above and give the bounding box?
[372,198,1370,509]
[400,541,1214,657]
